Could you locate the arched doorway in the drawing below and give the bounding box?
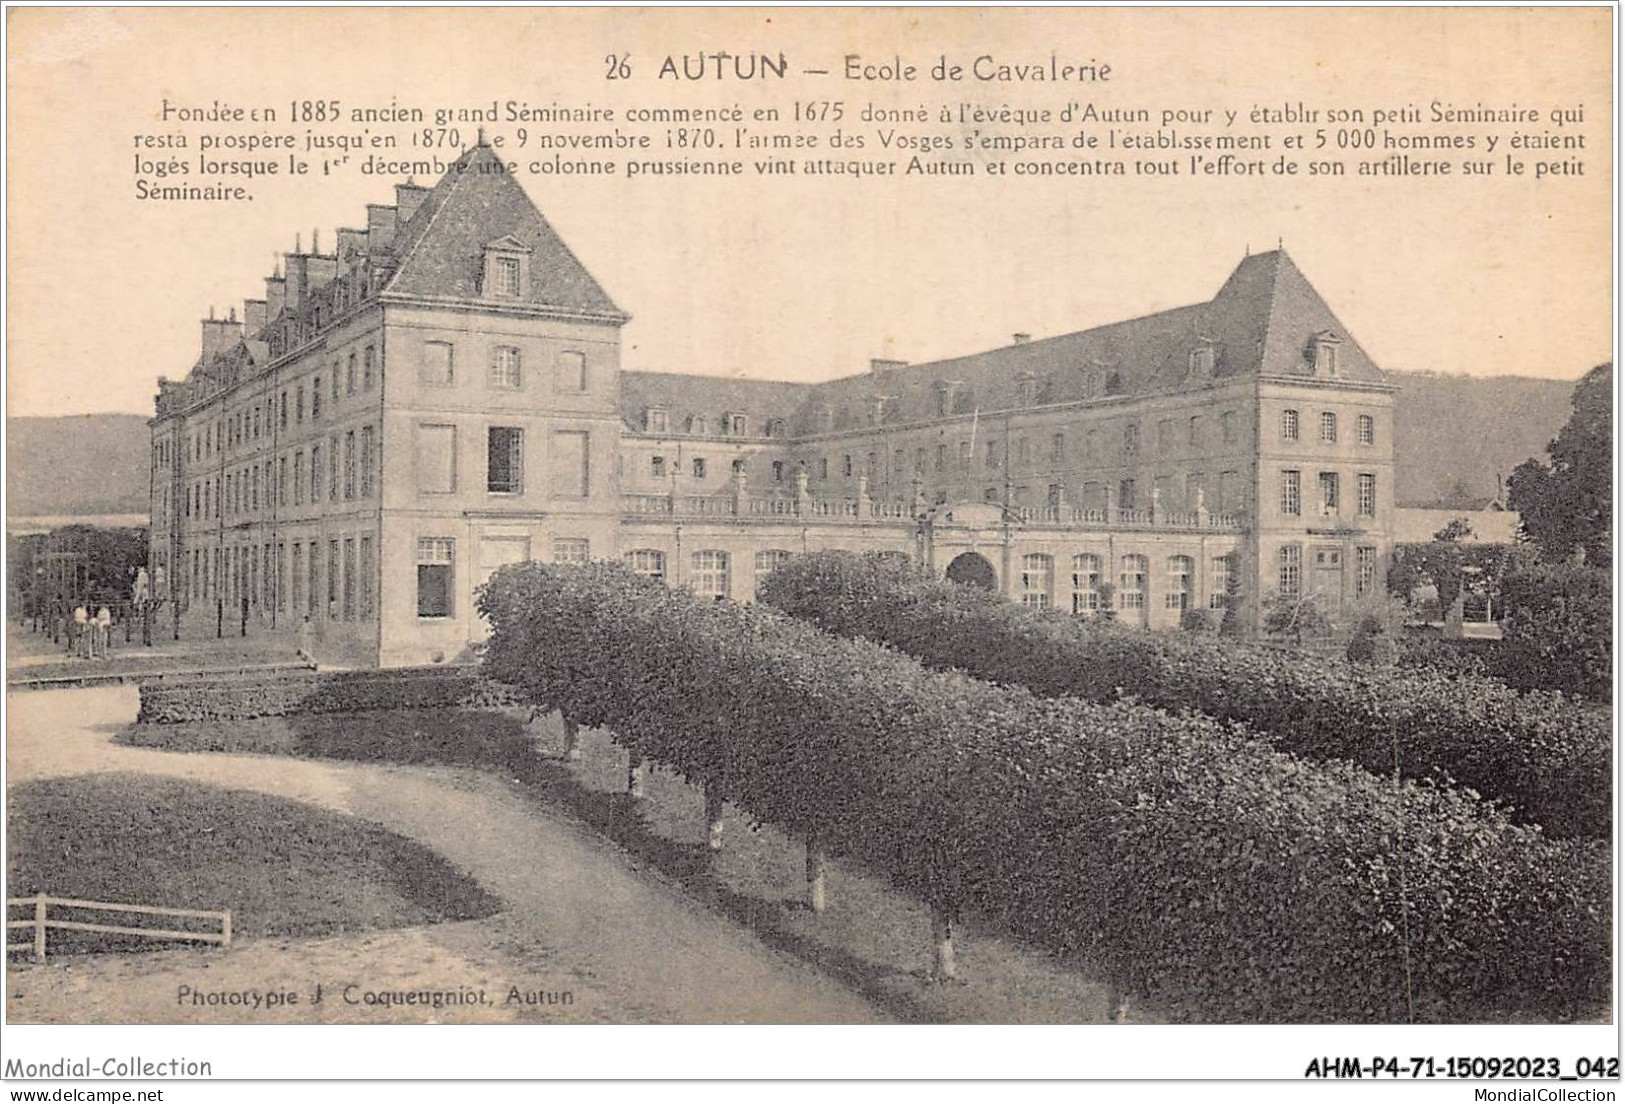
[945,551,997,590]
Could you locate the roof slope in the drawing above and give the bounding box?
[775,249,1387,429]
[383,145,623,317]
[619,370,813,433]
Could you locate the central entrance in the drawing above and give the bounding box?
[945,551,997,590]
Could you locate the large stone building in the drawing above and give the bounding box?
[149,141,1396,666]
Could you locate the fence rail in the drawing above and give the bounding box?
[6,893,231,961]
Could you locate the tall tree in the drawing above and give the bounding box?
[1507,363,1612,569]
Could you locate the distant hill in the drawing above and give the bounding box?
[7,414,151,520]
[1388,370,1576,508]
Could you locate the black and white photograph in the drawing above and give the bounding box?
[2,4,1616,1095]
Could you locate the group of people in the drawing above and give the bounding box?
[68,604,114,659]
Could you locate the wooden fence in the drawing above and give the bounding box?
[6,894,231,961]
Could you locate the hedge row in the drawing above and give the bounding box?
[1498,563,1612,702]
[477,560,1607,1022]
[136,666,516,724]
[759,554,1610,840]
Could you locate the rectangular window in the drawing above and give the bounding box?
[1358,414,1375,446]
[360,426,375,497]
[1221,411,1238,445]
[1165,556,1194,610]
[1319,471,1340,513]
[1279,545,1302,597]
[292,544,304,615]
[958,441,971,469]
[344,431,357,500]
[985,440,999,469]
[1280,470,1301,516]
[556,351,588,393]
[625,549,665,580]
[359,537,375,618]
[279,391,289,430]
[417,538,454,618]
[691,550,730,600]
[495,257,521,296]
[1356,546,1376,596]
[692,457,707,480]
[346,353,358,396]
[488,426,524,493]
[310,445,322,504]
[552,538,590,565]
[343,538,356,621]
[1157,420,1173,454]
[327,540,340,619]
[1188,417,1202,447]
[1119,555,1147,610]
[935,444,946,472]
[1020,554,1053,609]
[1209,555,1231,609]
[772,460,784,483]
[296,386,306,423]
[1281,409,1300,441]
[1052,432,1066,462]
[417,424,457,493]
[645,409,668,433]
[312,379,323,420]
[1358,473,1377,516]
[363,346,376,391]
[422,342,454,386]
[818,457,830,481]
[1122,423,1139,459]
[1320,411,1338,443]
[329,435,340,499]
[279,456,289,507]
[1186,472,1204,510]
[294,451,305,504]
[307,543,319,618]
[1118,479,1136,512]
[489,346,522,389]
[753,549,790,595]
[549,430,590,497]
[1071,554,1101,614]
[651,455,666,479]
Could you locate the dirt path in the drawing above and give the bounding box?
[5,686,885,1024]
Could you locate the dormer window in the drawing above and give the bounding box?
[645,408,669,434]
[765,418,786,438]
[727,413,748,436]
[1308,331,1343,377]
[869,395,888,425]
[481,236,533,298]
[935,382,954,418]
[1189,345,1216,377]
[1016,373,1040,407]
[688,415,709,436]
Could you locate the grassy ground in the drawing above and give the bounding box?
[7,773,499,955]
[123,709,1131,1023]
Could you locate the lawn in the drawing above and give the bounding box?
[7,773,500,955]
[123,709,1132,1023]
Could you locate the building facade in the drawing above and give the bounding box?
[150,141,1396,667]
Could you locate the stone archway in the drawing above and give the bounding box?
[945,551,997,590]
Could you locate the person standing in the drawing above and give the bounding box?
[96,606,112,659]
[72,604,89,658]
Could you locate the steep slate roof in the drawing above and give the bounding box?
[619,370,812,434]
[382,144,624,317]
[617,249,1387,437]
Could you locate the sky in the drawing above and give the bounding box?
[6,7,1612,420]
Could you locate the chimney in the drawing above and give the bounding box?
[395,182,430,224]
[870,358,909,374]
[283,253,309,310]
[335,227,369,268]
[1012,333,1032,346]
[265,270,286,319]
[305,253,339,292]
[200,307,243,361]
[243,298,267,335]
[366,204,398,250]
